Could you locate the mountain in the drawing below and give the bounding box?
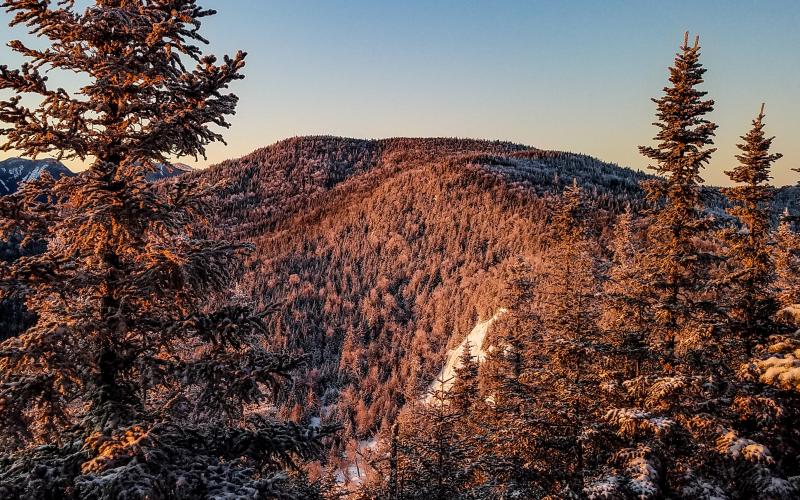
[186,136,648,444]
[0,159,194,196]
[145,162,194,182]
[0,157,74,195]
[5,139,795,440]
[4,136,798,491]
[192,137,800,478]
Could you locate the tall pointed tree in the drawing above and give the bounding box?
[584,36,799,500]
[365,389,474,500]
[473,186,609,497]
[449,341,480,415]
[720,104,782,354]
[534,182,606,495]
[477,258,551,498]
[0,1,328,497]
[638,32,719,363]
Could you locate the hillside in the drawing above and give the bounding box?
[187,136,648,441]
[191,136,644,240]
[3,134,799,495]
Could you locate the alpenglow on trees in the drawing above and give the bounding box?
[721,104,783,355]
[637,31,718,364]
[352,33,800,499]
[0,1,328,498]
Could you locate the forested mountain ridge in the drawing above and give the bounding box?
[187,134,798,239]
[182,137,651,452]
[5,135,798,491]
[186,136,646,239]
[179,135,800,494]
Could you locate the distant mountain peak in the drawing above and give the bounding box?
[145,162,195,182]
[0,157,74,195]
[0,158,195,195]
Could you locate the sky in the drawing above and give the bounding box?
[0,0,798,186]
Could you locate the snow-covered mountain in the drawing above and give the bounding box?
[0,157,74,195]
[145,162,194,182]
[0,159,194,195]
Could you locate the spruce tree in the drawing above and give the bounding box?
[0,1,328,497]
[720,104,782,354]
[585,36,799,500]
[537,181,603,382]
[638,32,719,363]
[474,186,609,497]
[449,341,479,415]
[477,259,550,498]
[366,390,474,500]
[534,183,606,495]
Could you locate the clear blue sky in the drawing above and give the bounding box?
[1,1,798,185]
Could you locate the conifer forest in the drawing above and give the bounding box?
[0,1,799,499]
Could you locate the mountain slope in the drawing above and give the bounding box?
[190,136,647,442]
[0,157,74,195]
[145,162,194,182]
[0,158,194,196]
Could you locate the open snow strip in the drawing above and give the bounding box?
[425,308,507,402]
[337,309,507,485]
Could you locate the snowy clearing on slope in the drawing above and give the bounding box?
[425,308,507,402]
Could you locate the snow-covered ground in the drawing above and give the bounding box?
[336,437,379,485]
[334,309,507,486]
[425,308,507,402]
[776,304,800,327]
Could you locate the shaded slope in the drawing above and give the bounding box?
[0,157,74,195]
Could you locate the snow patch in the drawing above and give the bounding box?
[775,304,800,326]
[717,431,774,464]
[21,164,46,182]
[626,456,660,497]
[337,437,379,485]
[757,354,800,391]
[425,308,507,401]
